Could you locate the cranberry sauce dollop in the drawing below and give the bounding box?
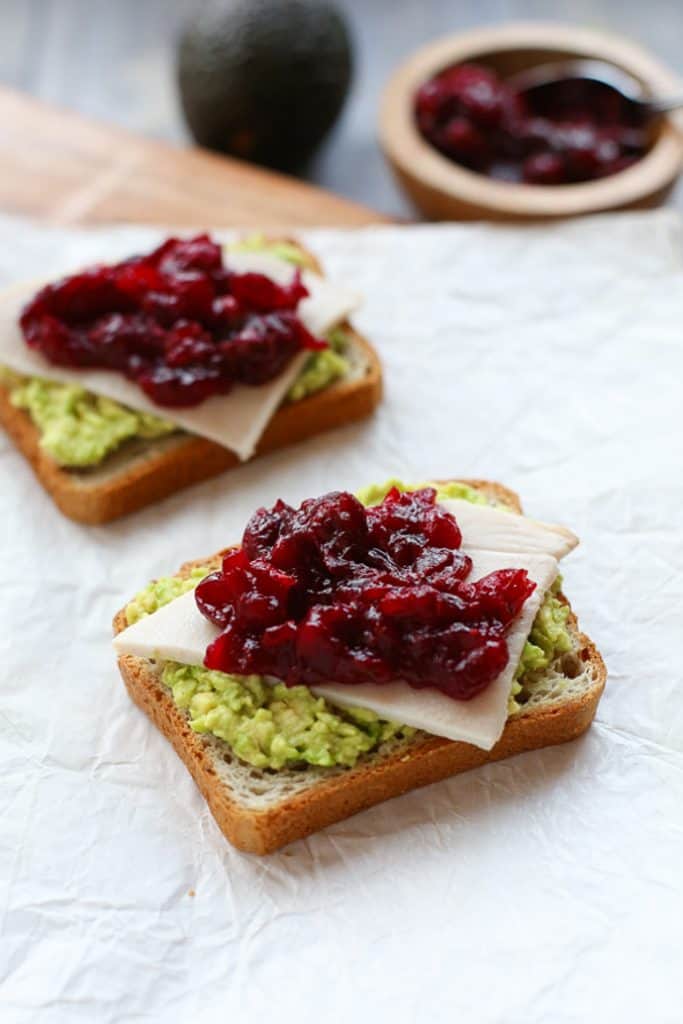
[195,487,536,700]
[19,234,327,407]
[415,63,648,185]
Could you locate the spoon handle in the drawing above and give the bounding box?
[645,97,683,116]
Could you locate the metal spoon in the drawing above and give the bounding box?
[505,59,683,121]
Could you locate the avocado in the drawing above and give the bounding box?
[177,0,353,171]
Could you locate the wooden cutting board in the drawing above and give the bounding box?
[0,86,385,229]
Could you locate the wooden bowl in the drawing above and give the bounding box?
[379,22,683,220]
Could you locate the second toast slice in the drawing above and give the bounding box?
[0,238,381,524]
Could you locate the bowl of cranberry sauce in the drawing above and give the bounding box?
[415,64,648,186]
[380,23,683,221]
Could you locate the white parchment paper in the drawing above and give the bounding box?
[2,210,683,1024]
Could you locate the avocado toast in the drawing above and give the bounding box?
[113,478,606,855]
[0,237,381,524]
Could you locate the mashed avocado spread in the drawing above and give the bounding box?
[1,370,176,468]
[287,326,350,403]
[227,234,317,271]
[123,481,574,771]
[162,667,412,770]
[125,565,213,625]
[125,560,414,770]
[356,477,488,507]
[0,238,351,469]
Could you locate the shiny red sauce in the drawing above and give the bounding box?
[415,63,648,184]
[19,234,326,407]
[195,487,535,699]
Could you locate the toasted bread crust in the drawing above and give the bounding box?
[113,480,607,855]
[0,328,381,525]
[0,240,382,524]
[118,638,603,854]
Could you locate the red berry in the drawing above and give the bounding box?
[440,63,499,98]
[440,117,490,168]
[553,123,601,180]
[138,364,225,407]
[195,487,536,699]
[163,321,215,367]
[415,79,445,120]
[523,152,567,184]
[211,294,242,326]
[458,75,503,128]
[228,269,308,312]
[223,312,301,385]
[19,234,323,409]
[414,63,648,185]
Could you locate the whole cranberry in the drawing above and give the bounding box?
[457,73,504,128]
[155,234,222,275]
[138,364,225,406]
[556,123,601,180]
[432,64,504,129]
[229,270,307,312]
[164,321,215,367]
[566,146,600,181]
[172,271,216,321]
[141,291,184,327]
[224,312,299,385]
[211,293,242,327]
[440,63,497,94]
[415,78,446,120]
[116,262,165,300]
[440,117,490,168]
[47,270,124,323]
[89,313,164,361]
[522,152,567,185]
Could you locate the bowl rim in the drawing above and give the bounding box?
[379,21,683,217]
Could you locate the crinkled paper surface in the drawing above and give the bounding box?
[1,210,682,1023]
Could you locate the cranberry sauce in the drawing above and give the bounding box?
[415,63,648,185]
[195,487,535,700]
[19,235,326,407]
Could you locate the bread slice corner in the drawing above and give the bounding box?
[112,479,606,855]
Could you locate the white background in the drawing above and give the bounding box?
[1,211,682,1023]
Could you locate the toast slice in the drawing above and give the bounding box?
[113,480,606,855]
[0,242,382,525]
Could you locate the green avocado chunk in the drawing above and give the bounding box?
[515,576,571,678]
[123,482,574,770]
[125,566,213,626]
[163,665,413,770]
[227,234,314,269]
[2,372,176,468]
[287,327,350,402]
[126,562,414,772]
[356,477,488,508]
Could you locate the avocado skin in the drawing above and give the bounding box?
[177,0,353,172]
